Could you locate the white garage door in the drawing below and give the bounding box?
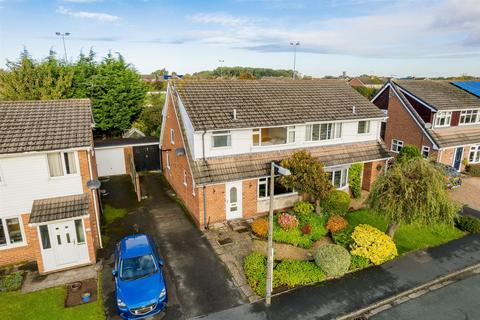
[96,148,126,177]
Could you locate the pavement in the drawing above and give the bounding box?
[371,272,480,320]
[198,232,480,320]
[450,176,480,210]
[99,174,246,320]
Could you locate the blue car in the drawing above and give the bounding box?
[113,234,168,319]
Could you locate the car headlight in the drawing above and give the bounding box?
[159,288,166,299]
[117,298,127,309]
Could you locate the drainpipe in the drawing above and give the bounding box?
[87,149,103,249]
[202,130,208,229]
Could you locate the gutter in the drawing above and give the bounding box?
[202,130,208,229]
[87,148,103,249]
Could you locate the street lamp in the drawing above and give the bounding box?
[56,32,71,62]
[265,162,291,305]
[218,59,225,78]
[290,42,300,80]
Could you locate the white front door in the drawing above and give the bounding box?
[226,181,243,220]
[52,221,79,266]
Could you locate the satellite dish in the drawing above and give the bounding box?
[87,180,101,190]
[425,122,432,129]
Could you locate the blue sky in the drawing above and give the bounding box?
[1,0,480,77]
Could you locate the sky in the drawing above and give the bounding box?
[1,0,480,77]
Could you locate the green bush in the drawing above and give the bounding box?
[349,163,363,199]
[273,212,328,249]
[332,228,354,248]
[314,244,351,277]
[466,164,480,177]
[350,255,371,270]
[293,201,315,216]
[397,144,422,163]
[243,252,267,296]
[0,272,24,292]
[274,260,325,288]
[455,215,480,233]
[322,190,351,216]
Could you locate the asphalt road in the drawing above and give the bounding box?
[371,273,480,320]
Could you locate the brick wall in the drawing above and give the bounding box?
[198,183,226,226]
[438,146,470,172]
[362,160,386,191]
[0,214,38,268]
[242,179,258,218]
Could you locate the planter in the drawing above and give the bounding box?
[81,291,92,303]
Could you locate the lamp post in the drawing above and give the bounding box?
[56,32,71,62]
[218,59,225,78]
[290,41,300,80]
[265,162,291,305]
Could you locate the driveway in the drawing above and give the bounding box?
[99,174,246,319]
[450,176,480,210]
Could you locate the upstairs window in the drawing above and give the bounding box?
[421,146,430,158]
[357,121,371,134]
[306,123,342,141]
[391,139,404,153]
[460,110,479,125]
[212,130,231,148]
[252,127,293,146]
[470,145,480,163]
[434,111,452,127]
[47,152,77,177]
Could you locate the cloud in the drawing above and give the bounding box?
[187,12,252,27]
[56,6,120,22]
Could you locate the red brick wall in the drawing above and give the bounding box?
[242,179,258,218]
[438,146,470,172]
[0,214,38,268]
[384,89,434,154]
[362,160,386,191]
[198,184,226,226]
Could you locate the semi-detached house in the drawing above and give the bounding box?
[0,99,101,273]
[372,80,480,172]
[160,80,392,227]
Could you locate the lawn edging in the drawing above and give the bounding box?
[338,262,480,320]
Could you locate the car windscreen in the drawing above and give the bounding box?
[120,254,157,281]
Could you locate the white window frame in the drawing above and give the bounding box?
[252,126,293,147]
[434,111,452,128]
[305,122,342,141]
[459,109,480,125]
[0,216,27,250]
[166,151,170,169]
[170,129,175,145]
[469,145,480,164]
[357,120,371,134]
[183,170,187,186]
[421,145,430,158]
[391,139,404,153]
[287,126,296,143]
[327,167,349,189]
[47,151,79,178]
[211,130,232,149]
[257,176,296,200]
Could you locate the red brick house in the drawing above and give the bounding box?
[372,80,480,172]
[160,80,392,228]
[0,99,102,273]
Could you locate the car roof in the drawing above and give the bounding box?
[119,234,153,259]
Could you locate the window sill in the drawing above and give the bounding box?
[0,242,28,251]
[211,146,232,150]
[257,192,298,201]
[48,174,80,181]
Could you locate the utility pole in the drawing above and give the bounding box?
[56,32,71,62]
[290,42,300,79]
[218,59,225,78]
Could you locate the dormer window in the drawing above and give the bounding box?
[434,111,452,127]
[460,110,479,125]
[252,126,294,147]
[357,121,371,134]
[306,122,342,141]
[47,152,77,177]
[212,130,231,148]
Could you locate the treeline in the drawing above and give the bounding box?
[0,50,155,137]
[191,66,309,79]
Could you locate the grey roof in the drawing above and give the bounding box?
[192,141,391,185]
[174,79,386,131]
[94,137,159,148]
[0,99,93,154]
[29,194,90,224]
[429,126,480,148]
[394,80,480,110]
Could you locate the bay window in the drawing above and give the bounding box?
[258,176,294,199]
[470,145,480,163]
[212,130,231,148]
[327,168,349,189]
[47,152,77,177]
[306,122,342,141]
[0,217,24,248]
[460,110,479,125]
[252,126,294,146]
[434,111,452,127]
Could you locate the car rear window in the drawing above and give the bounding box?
[120,254,157,281]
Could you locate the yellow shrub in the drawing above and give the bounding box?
[350,224,397,265]
[251,219,268,238]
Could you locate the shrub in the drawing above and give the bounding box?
[397,144,422,163]
[350,224,398,265]
[350,255,371,270]
[466,164,480,177]
[251,219,268,238]
[326,215,348,233]
[0,272,24,292]
[322,190,351,216]
[314,244,351,277]
[274,260,325,288]
[244,252,267,296]
[301,224,312,235]
[273,212,328,249]
[455,215,480,233]
[293,201,314,216]
[277,213,299,231]
[349,163,363,199]
[332,228,354,248]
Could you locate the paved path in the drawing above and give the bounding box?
[100,174,246,319]
[450,176,480,210]
[371,273,480,320]
[198,233,480,320]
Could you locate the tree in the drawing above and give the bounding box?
[396,144,422,163]
[238,70,256,80]
[366,158,459,237]
[280,151,333,215]
[133,92,165,136]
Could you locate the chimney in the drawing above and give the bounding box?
[352,106,356,114]
[233,109,237,120]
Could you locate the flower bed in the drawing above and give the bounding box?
[272,212,327,249]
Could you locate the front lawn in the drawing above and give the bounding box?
[0,285,104,320]
[346,209,464,254]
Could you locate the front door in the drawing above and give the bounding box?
[225,181,242,220]
[51,221,79,266]
[453,147,463,171]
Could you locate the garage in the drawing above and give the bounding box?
[94,137,160,177]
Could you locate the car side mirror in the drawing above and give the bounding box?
[157,258,164,267]
[112,270,118,277]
